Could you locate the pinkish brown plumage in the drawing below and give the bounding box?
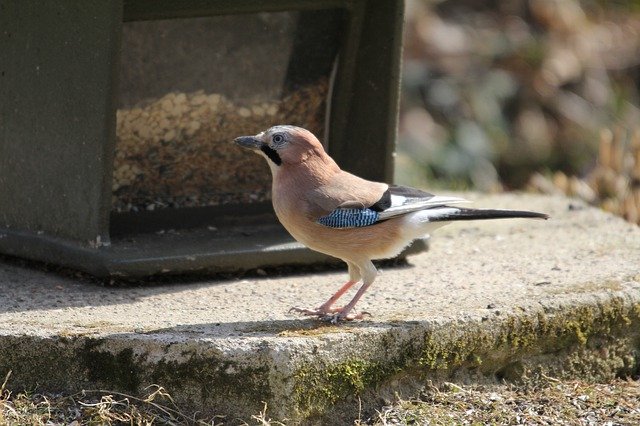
[235,125,548,322]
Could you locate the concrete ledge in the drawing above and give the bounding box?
[1,194,639,423]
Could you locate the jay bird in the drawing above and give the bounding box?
[235,125,548,322]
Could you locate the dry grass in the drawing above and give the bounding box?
[369,376,640,426]
[2,370,639,425]
[0,371,222,425]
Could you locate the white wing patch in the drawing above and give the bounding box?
[378,195,469,220]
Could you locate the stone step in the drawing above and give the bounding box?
[0,193,638,423]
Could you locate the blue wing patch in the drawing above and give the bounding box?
[317,208,379,228]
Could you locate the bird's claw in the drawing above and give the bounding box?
[288,306,326,316]
[289,306,371,323]
[323,310,372,323]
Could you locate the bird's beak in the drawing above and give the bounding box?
[234,136,262,150]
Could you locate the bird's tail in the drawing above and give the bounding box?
[426,207,549,222]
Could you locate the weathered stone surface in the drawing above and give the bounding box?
[0,194,638,423]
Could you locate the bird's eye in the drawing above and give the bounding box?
[272,134,285,145]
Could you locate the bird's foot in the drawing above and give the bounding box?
[288,306,371,323]
[324,310,371,324]
[288,306,338,316]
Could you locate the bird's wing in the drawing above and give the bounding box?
[305,170,389,217]
[376,185,468,220]
[312,181,468,229]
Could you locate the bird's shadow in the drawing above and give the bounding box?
[0,253,413,315]
[126,316,414,341]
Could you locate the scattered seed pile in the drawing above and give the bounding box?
[529,128,640,225]
[113,79,328,213]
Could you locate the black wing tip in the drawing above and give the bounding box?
[438,208,550,221]
[505,210,549,220]
[481,209,550,220]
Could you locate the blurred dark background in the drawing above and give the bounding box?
[397,0,640,197]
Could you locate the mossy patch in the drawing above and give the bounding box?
[80,340,141,392]
[418,298,639,374]
[419,325,491,370]
[293,358,396,418]
[151,352,271,408]
[0,336,82,393]
[290,298,640,420]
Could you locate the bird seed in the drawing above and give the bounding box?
[112,79,329,213]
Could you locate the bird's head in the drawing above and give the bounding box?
[234,125,327,171]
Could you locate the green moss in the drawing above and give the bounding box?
[291,298,640,419]
[419,326,490,370]
[293,358,394,417]
[421,298,640,376]
[0,336,81,393]
[79,341,271,411]
[633,303,640,319]
[80,340,141,392]
[151,353,271,404]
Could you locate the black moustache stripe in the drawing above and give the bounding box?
[261,145,282,166]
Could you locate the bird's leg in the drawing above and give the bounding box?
[317,279,358,313]
[329,282,373,322]
[289,280,357,316]
[330,260,378,323]
[289,261,362,318]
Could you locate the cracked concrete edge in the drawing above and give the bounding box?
[1,286,639,424]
